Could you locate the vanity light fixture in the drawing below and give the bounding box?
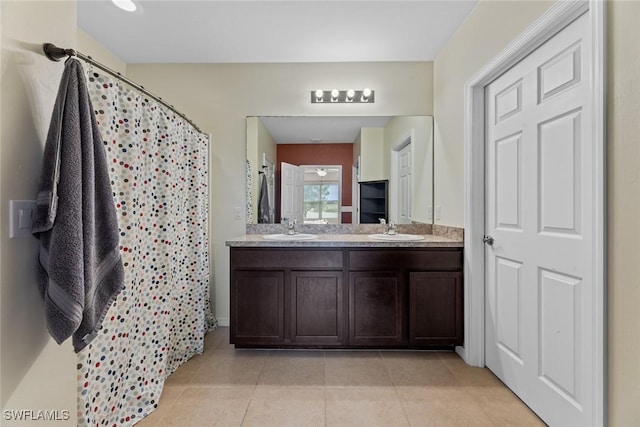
[311,89,375,104]
[362,88,372,102]
[331,89,340,102]
[112,0,137,12]
[315,168,328,177]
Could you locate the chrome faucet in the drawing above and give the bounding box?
[378,218,397,235]
[286,219,297,235]
[387,221,397,235]
[379,218,388,234]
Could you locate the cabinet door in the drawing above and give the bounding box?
[231,270,284,345]
[349,272,405,346]
[409,272,463,346]
[290,271,344,345]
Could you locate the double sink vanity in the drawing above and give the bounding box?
[239,115,461,350]
[226,225,464,350]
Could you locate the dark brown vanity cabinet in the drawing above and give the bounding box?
[349,271,405,346]
[232,270,284,345]
[230,246,463,349]
[290,270,344,345]
[409,271,463,346]
[230,248,346,347]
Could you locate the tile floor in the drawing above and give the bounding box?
[137,327,545,426]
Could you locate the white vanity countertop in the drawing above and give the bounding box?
[225,234,463,248]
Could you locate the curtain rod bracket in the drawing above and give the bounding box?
[43,43,76,62]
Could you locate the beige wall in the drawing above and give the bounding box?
[607,1,640,425]
[434,0,640,424]
[127,62,433,324]
[357,127,385,182]
[0,1,77,425]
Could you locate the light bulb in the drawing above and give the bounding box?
[362,88,372,101]
[112,0,137,12]
[331,89,339,102]
[315,89,324,102]
[346,89,355,102]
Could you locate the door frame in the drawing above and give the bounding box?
[461,0,605,423]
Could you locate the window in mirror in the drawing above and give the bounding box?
[303,166,341,224]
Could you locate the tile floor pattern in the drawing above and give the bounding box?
[136,327,545,427]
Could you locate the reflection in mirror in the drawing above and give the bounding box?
[246,116,433,225]
[302,166,341,224]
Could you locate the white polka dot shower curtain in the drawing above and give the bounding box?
[77,65,216,426]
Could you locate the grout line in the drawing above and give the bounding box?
[235,330,257,426]
[381,350,413,426]
[392,384,413,427]
[252,349,270,389]
[239,390,252,427]
[438,353,462,386]
[379,349,399,387]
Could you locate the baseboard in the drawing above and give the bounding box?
[216,317,230,327]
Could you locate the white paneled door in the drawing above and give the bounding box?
[280,161,303,224]
[484,12,595,426]
[397,143,412,224]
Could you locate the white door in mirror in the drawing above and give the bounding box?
[280,162,304,224]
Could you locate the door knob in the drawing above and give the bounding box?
[483,235,495,246]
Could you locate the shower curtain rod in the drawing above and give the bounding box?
[42,43,203,133]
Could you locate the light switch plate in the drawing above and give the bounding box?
[10,200,36,238]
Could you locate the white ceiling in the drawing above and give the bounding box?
[259,116,392,143]
[77,0,478,64]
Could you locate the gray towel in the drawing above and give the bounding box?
[32,58,124,353]
[258,173,270,223]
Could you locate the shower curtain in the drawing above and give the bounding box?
[76,65,215,426]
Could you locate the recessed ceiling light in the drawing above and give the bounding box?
[112,0,137,12]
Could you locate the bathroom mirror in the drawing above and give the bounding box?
[246,115,433,225]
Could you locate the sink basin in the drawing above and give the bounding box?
[263,233,318,241]
[368,233,425,242]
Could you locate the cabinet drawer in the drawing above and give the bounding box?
[231,248,343,269]
[349,249,462,271]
